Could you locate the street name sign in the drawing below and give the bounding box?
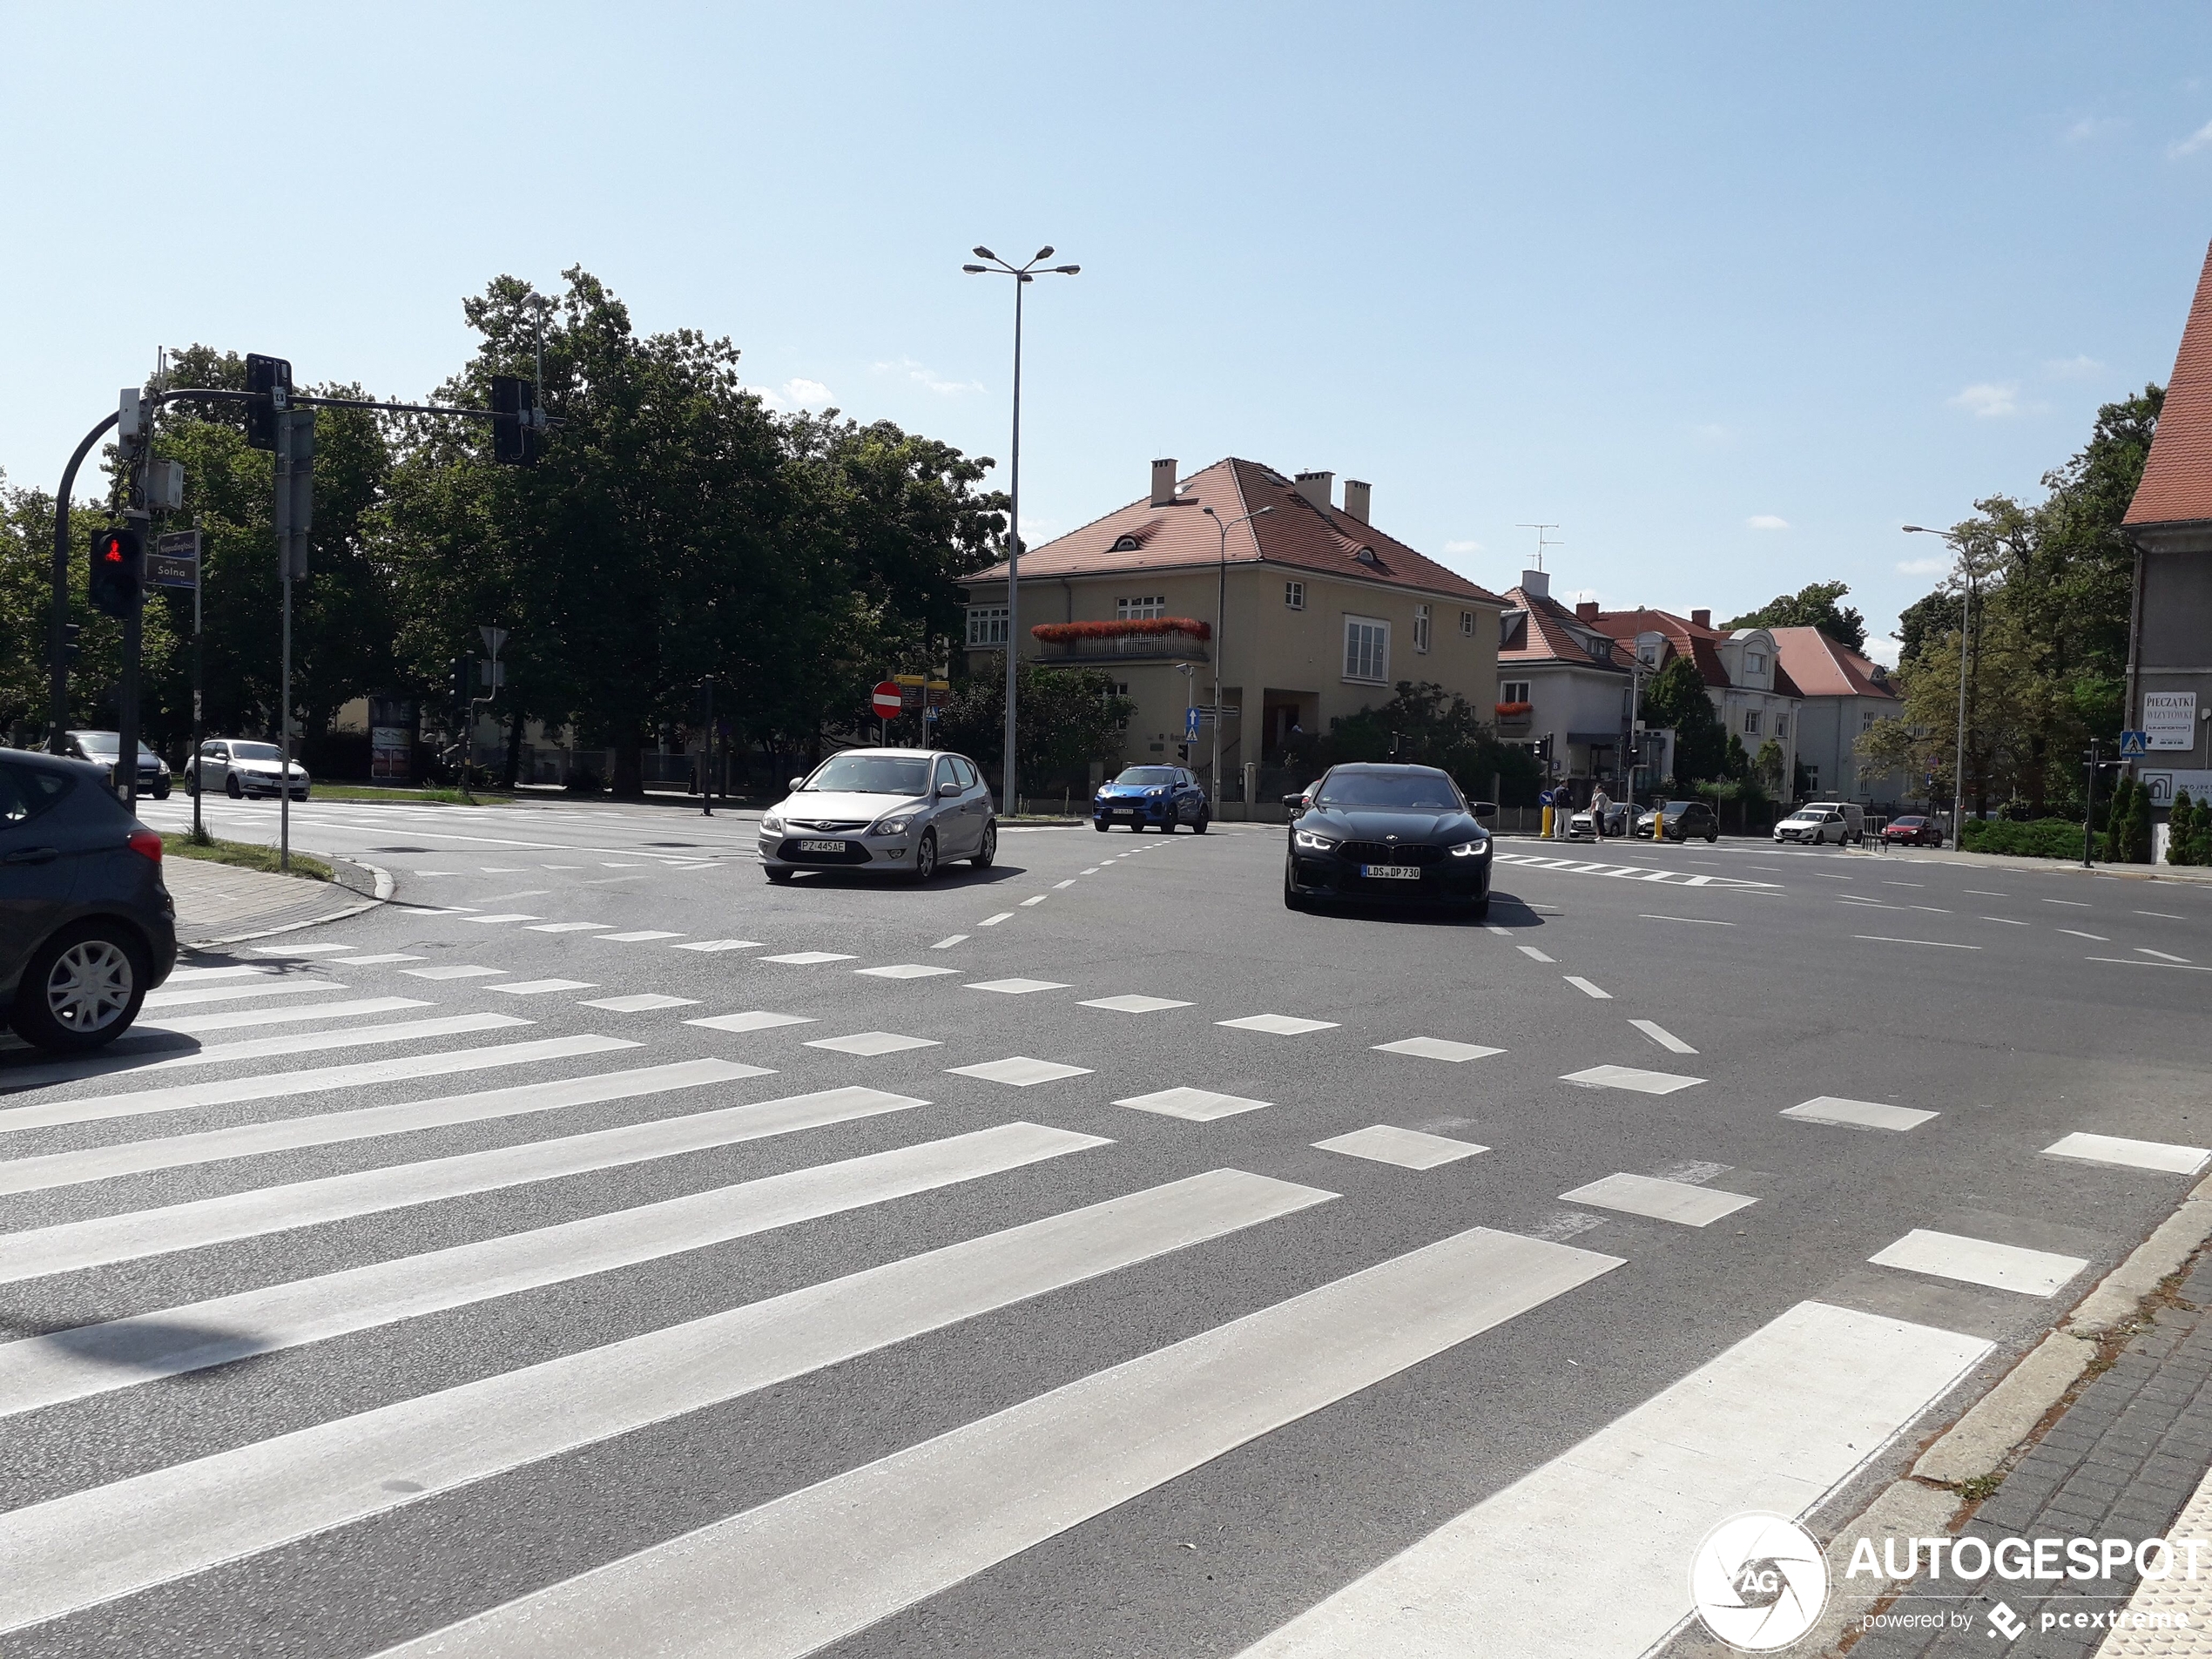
[148,529,200,591]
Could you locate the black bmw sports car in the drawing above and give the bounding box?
[1281,763,1496,915]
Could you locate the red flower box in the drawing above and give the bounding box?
[1030,617,1213,644]
[1494,701,1533,717]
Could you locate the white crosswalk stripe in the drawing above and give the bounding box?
[139,995,431,1035]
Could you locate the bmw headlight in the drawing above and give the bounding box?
[868,813,918,837]
[760,811,785,833]
[1293,827,1340,852]
[1447,837,1490,858]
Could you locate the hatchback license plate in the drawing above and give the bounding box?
[798,839,848,853]
[1360,864,1420,880]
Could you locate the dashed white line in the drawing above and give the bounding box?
[2137,910,2186,921]
[930,935,968,949]
[2136,948,2192,963]
[2042,898,2090,907]
[1563,976,1612,999]
[1637,914,1733,926]
[2057,928,2109,942]
[1517,946,1554,963]
[1053,880,1076,890]
[1020,895,1048,907]
[1980,916,2028,926]
[977,913,1015,927]
[1851,935,1980,949]
[1629,1019,1696,1054]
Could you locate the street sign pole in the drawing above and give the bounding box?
[2082,738,2102,869]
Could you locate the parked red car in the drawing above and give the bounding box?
[1882,814,1943,847]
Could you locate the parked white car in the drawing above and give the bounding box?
[186,739,311,800]
[759,748,995,883]
[1775,802,1864,846]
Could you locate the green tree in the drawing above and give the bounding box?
[1309,680,1542,803]
[1723,580,1867,652]
[1639,655,1728,784]
[936,663,1133,794]
[2169,788,2195,866]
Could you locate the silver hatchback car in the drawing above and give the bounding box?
[759,748,997,883]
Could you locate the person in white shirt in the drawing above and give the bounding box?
[1589,785,1612,841]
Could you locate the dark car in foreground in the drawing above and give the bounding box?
[1,748,176,1050]
[1282,764,1495,915]
[1093,765,1210,833]
[1636,799,1720,842]
[1883,813,1943,847]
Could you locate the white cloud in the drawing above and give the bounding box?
[1896,556,1949,577]
[872,356,985,396]
[2172,118,2212,158]
[1746,514,1791,531]
[783,378,835,408]
[1864,635,1903,670]
[1950,381,2020,418]
[1443,538,1483,554]
[2044,354,2104,380]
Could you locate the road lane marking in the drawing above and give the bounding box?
[1517,945,1554,962]
[0,1123,1108,1420]
[1964,890,2007,896]
[2042,898,2090,907]
[1563,976,1612,999]
[2057,928,2109,941]
[1560,1064,1700,1095]
[1628,1019,1696,1055]
[948,1055,1093,1086]
[402,964,509,980]
[853,964,959,979]
[1636,914,1733,925]
[759,952,857,966]
[1116,1086,1270,1121]
[1238,1301,1989,1659]
[1313,1124,1487,1167]
[143,996,431,1036]
[1869,1229,2088,1297]
[964,977,1070,995]
[142,978,348,1009]
[0,1169,1330,1640]
[1851,935,1979,949]
[1054,880,1076,889]
[0,1058,754,1197]
[600,930,685,942]
[929,935,969,949]
[806,1032,941,1055]
[382,1224,1613,1659]
[686,1011,815,1033]
[525,921,610,934]
[1372,1037,1504,1062]
[2044,1132,2211,1175]
[579,994,702,1013]
[976,913,1015,927]
[1782,1095,1936,1130]
[672,940,764,952]
[2085,955,2212,972]
[1080,995,1192,1013]
[1560,1171,1755,1226]
[2137,947,2192,962]
[488,979,597,995]
[0,1085,914,1285]
[1979,916,2028,925]
[1217,1014,1339,1035]
[2137,910,2186,920]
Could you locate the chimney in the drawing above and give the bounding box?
[1575,600,1600,622]
[1341,479,1371,523]
[1690,608,1711,630]
[1519,568,1550,599]
[1293,470,1333,510]
[1150,458,1178,508]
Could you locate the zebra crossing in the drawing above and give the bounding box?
[2,939,2203,1656]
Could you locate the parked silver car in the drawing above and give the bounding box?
[186,738,311,800]
[759,748,995,883]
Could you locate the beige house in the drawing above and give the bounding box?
[961,457,1507,792]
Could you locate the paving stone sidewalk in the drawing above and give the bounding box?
[1847,1252,2212,1658]
[165,854,379,948]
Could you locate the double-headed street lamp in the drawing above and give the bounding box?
[1904,523,1979,847]
[964,246,1079,815]
[1200,503,1271,799]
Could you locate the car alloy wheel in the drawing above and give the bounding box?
[912,830,937,882]
[46,938,134,1035]
[972,821,996,868]
[225,773,242,798]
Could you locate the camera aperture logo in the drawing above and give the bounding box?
[1691,1513,1831,1652]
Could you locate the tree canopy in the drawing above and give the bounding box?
[1723,580,1867,653]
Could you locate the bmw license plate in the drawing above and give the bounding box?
[798,839,848,853]
[1360,864,1420,880]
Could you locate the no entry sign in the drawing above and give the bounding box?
[871,681,903,718]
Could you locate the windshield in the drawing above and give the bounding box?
[1314,769,1465,812]
[1893,816,1925,826]
[802,754,930,795]
[72,733,117,755]
[231,742,283,762]
[1114,767,1179,786]
[1661,802,1691,817]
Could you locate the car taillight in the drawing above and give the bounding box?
[128,829,163,862]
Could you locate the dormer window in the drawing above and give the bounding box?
[1584,637,1613,663]
[1747,651,1767,674]
[1353,547,1379,566]
[1109,534,1143,552]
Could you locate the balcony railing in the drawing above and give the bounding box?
[1034,633,1210,664]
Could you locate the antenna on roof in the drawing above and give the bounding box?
[1514,524,1561,571]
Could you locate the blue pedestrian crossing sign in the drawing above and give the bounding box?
[1185,706,1201,741]
[2121,730,2149,758]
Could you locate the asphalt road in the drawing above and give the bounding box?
[5,795,2211,1658]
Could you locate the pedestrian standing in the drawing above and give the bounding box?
[1590,783,1612,842]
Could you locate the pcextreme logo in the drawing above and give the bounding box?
[1690,1513,1830,1652]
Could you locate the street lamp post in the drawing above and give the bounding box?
[963,246,1079,817]
[1904,525,1978,848]
[1200,503,1272,802]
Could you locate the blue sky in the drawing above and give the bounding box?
[7,3,2212,660]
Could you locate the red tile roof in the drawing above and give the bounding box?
[1498,586,1629,674]
[968,457,1506,605]
[1589,607,1733,688]
[1768,626,1898,701]
[2128,239,2212,527]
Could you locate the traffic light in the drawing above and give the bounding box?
[489,374,542,466]
[1176,743,1190,762]
[451,657,474,706]
[88,525,143,618]
[62,623,80,663]
[245,354,292,452]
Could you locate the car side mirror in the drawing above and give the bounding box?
[787,777,805,792]
[938,781,961,797]
[1472,800,1498,821]
[1280,792,1306,813]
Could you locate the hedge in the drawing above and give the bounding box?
[1959,817,2091,860]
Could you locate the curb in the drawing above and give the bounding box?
[1813,1170,2212,1654]
[178,856,397,951]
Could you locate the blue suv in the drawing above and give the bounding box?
[1093,765,1210,833]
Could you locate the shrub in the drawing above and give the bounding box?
[2169,788,2195,866]
[564,765,604,796]
[1960,817,2092,860]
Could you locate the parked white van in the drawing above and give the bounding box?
[1775,802,1865,846]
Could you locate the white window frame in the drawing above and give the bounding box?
[1776,714,1789,738]
[1500,680,1531,705]
[965,605,1008,647]
[1116,595,1166,621]
[1747,651,1767,675]
[1285,580,1305,611]
[1413,604,1432,654]
[1743,710,1761,736]
[1343,616,1390,685]
[1460,609,1475,637]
